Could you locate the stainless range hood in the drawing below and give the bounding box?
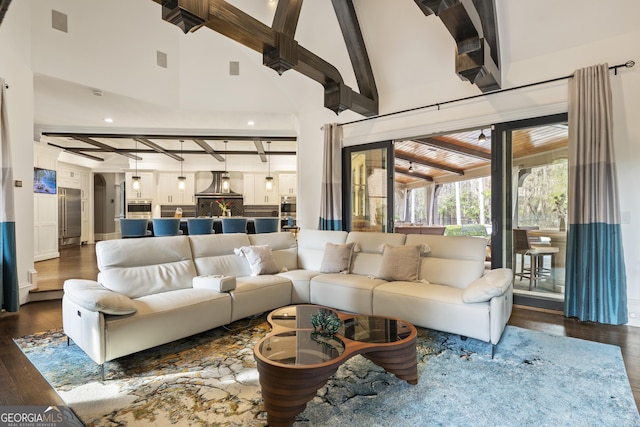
[195,171,244,217]
[195,171,242,198]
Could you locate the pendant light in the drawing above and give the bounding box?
[177,139,186,191]
[408,161,414,173]
[478,129,487,142]
[265,141,274,191]
[222,140,230,193]
[132,139,141,191]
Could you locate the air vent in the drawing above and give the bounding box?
[157,51,168,68]
[229,61,239,76]
[52,10,68,33]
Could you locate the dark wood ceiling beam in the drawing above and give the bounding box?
[331,0,378,102]
[414,0,501,92]
[43,132,296,142]
[72,136,142,160]
[156,0,378,117]
[135,137,184,161]
[413,137,491,160]
[0,0,11,27]
[47,143,105,162]
[394,167,433,182]
[193,139,225,161]
[254,140,267,162]
[272,0,303,37]
[395,151,464,175]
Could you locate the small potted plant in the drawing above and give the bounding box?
[216,198,232,217]
[552,193,567,231]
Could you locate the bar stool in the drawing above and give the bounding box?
[119,218,151,238]
[221,217,247,234]
[152,218,182,236]
[187,218,214,235]
[513,228,559,290]
[253,217,279,233]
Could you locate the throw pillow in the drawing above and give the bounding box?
[377,244,421,282]
[320,242,355,273]
[462,268,513,303]
[234,245,280,276]
[63,279,137,315]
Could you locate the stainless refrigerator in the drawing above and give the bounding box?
[58,187,82,247]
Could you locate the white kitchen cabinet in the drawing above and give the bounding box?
[125,172,155,200]
[157,173,195,205]
[243,173,278,205]
[278,173,297,196]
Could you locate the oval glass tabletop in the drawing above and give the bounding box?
[339,316,413,343]
[257,330,345,366]
[269,305,338,330]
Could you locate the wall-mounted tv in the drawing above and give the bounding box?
[33,167,57,194]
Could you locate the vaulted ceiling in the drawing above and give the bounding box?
[12,0,637,178]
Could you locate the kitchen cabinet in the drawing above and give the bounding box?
[278,173,297,196]
[157,173,195,205]
[125,172,155,200]
[243,173,278,205]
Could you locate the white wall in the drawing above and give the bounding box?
[0,1,35,302]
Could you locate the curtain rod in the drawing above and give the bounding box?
[339,60,635,127]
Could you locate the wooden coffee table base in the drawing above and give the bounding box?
[254,307,418,427]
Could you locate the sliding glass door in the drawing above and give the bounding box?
[494,113,568,310]
[343,141,394,232]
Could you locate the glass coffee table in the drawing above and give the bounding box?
[254,305,418,427]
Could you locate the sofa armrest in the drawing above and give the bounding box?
[192,275,236,292]
[462,268,513,303]
[64,279,137,315]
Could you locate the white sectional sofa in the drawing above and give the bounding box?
[62,230,513,366]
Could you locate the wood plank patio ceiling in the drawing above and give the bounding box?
[395,124,568,185]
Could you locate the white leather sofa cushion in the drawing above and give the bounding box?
[346,232,406,276]
[249,232,299,271]
[405,235,487,288]
[189,233,251,257]
[229,275,293,321]
[373,281,492,343]
[297,230,348,271]
[104,288,232,361]
[190,234,253,277]
[277,269,323,304]
[96,236,197,299]
[310,273,387,315]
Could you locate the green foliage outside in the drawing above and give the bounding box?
[444,224,488,237]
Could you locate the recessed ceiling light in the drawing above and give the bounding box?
[247,120,255,126]
[104,117,114,123]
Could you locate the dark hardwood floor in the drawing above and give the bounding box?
[1,244,639,412]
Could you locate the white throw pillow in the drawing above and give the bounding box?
[320,242,355,273]
[377,244,421,282]
[234,245,280,276]
[462,268,513,303]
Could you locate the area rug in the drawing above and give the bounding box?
[14,317,640,427]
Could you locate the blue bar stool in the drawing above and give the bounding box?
[187,218,214,235]
[152,218,182,236]
[253,217,279,233]
[221,217,248,234]
[119,218,151,238]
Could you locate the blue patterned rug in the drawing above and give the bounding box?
[14,317,640,426]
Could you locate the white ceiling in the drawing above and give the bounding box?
[25,0,640,170]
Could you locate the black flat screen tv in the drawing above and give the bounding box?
[33,167,57,194]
